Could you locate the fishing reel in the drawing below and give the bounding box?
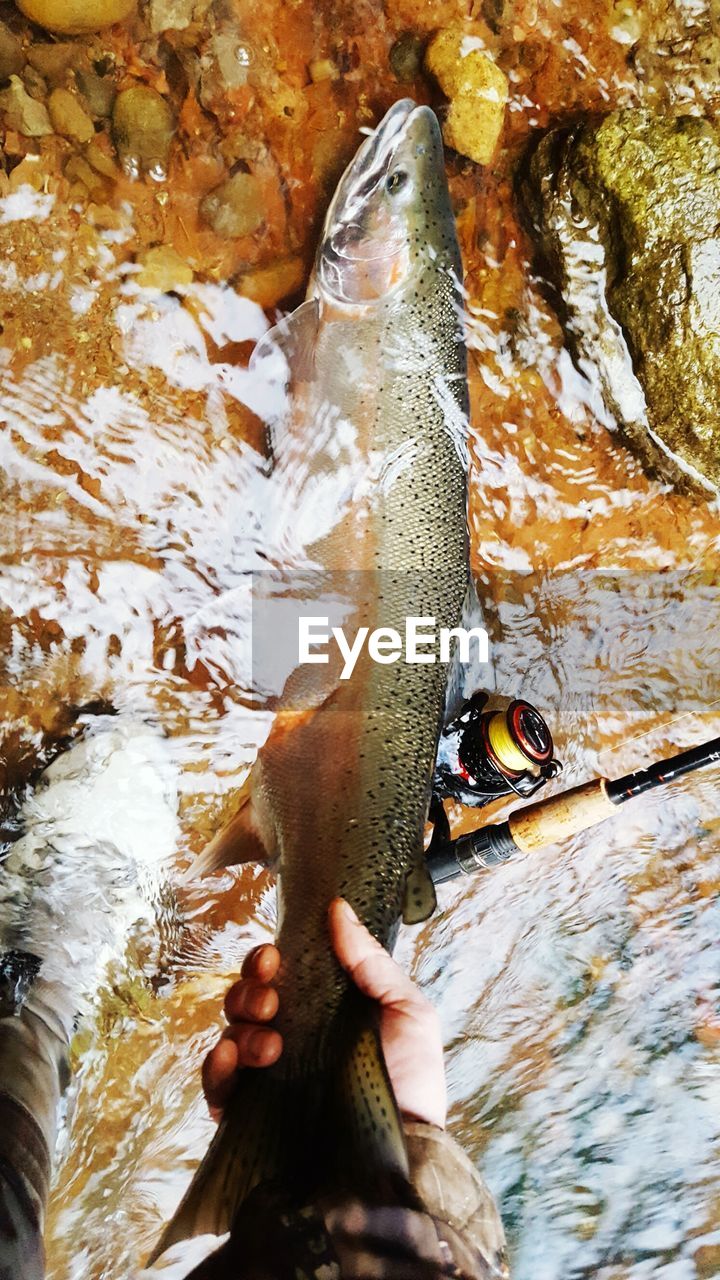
[433,692,561,809]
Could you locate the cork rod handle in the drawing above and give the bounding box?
[508,779,616,853]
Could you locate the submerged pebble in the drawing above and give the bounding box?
[425,26,508,165]
[136,245,194,290]
[16,0,136,34]
[308,57,339,83]
[85,135,120,178]
[0,73,52,135]
[199,170,264,238]
[235,255,305,307]
[694,1243,720,1278]
[48,87,95,143]
[146,0,199,31]
[608,0,642,46]
[112,85,175,180]
[27,41,82,86]
[76,67,117,119]
[64,151,105,195]
[389,32,424,82]
[0,20,24,81]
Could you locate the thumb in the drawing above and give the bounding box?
[328,897,446,1129]
[328,898,428,1017]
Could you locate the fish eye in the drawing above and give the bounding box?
[386,170,409,195]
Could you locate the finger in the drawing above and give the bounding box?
[224,979,279,1025]
[202,1036,240,1116]
[222,1022,283,1069]
[329,899,431,1018]
[202,1021,284,1119]
[240,943,280,982]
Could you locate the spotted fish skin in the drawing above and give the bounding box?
[151,99,469,1264]
[265,99,469,1061]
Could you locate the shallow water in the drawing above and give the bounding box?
[1,0,720,1276]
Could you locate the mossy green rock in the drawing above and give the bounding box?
[523,111,720,494]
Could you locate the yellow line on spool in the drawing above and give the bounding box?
[487,711,532,774]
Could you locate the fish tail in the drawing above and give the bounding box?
[148,992,410,1265]
[146,1068,287,1264]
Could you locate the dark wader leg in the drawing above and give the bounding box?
[0,993,72,1280]
[0,1105,47,1280]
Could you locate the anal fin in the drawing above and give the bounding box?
[185,784,274,881]
[402,863,437,925]
[338,1010,410,1198]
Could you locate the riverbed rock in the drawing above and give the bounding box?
[145,0,197,31]
[522,110,720,494]
[136,245,194,290]
[76,68,116,119]
[48,87,95,143]
[198,20,253,112]
[693,1242,720,1278]
[112,85,175,180]
[16,0,136,34]
[389,32,424,82]
[235,254,305,307]
[27,41,82,86]
[0,74,52,135]
[199,170,264,238]
[425,26,508,165]
[0,20,24,81]
[308,57,339,83]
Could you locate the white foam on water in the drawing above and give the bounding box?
[0,718,179,1035]
[0,185,55,225]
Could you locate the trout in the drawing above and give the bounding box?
[151,99,470,1267]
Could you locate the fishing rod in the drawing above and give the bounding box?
[427,733,720,885]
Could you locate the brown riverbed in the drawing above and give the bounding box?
[1,0,720,1276]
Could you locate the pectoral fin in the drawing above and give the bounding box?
[247,299,321,474]
[444,574,490,723]
[249,298,319,392]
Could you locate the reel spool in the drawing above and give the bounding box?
[434,693,561,808]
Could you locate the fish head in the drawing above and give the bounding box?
[313,99,459,307]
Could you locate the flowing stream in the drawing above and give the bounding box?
[1,0,719,1276]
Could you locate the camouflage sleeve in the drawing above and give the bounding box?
[198,1130,510,1280]
[404,1121,509,1279]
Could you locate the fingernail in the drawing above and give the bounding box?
[338,898,359,924]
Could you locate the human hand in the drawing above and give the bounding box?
[202,897,446,1129]
[202,941,282,1121]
